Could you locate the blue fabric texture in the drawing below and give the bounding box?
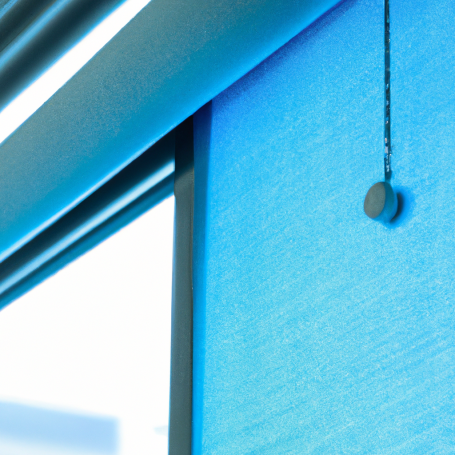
[193,0,455,453]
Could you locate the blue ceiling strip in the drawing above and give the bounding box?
[0,401,118,453]
[0,0,127,110]
[0,0,56,53]
[0,0,341,263]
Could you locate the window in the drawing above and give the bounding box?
[0,196,174,455]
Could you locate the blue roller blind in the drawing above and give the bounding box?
[192,0,455,452]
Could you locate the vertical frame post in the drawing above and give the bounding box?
[169,117,194,455]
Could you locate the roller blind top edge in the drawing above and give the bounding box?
[0,0,342,263]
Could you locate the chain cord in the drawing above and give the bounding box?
[384,0,392,181]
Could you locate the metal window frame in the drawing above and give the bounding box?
[169,116,194,455]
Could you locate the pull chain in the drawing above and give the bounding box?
[384,0,392,181]
[363,0,398,222]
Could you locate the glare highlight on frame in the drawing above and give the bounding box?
[0,0,152,145]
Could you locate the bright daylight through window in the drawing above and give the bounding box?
[0,197,175,455]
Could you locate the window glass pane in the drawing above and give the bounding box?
[0,196,174,455]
